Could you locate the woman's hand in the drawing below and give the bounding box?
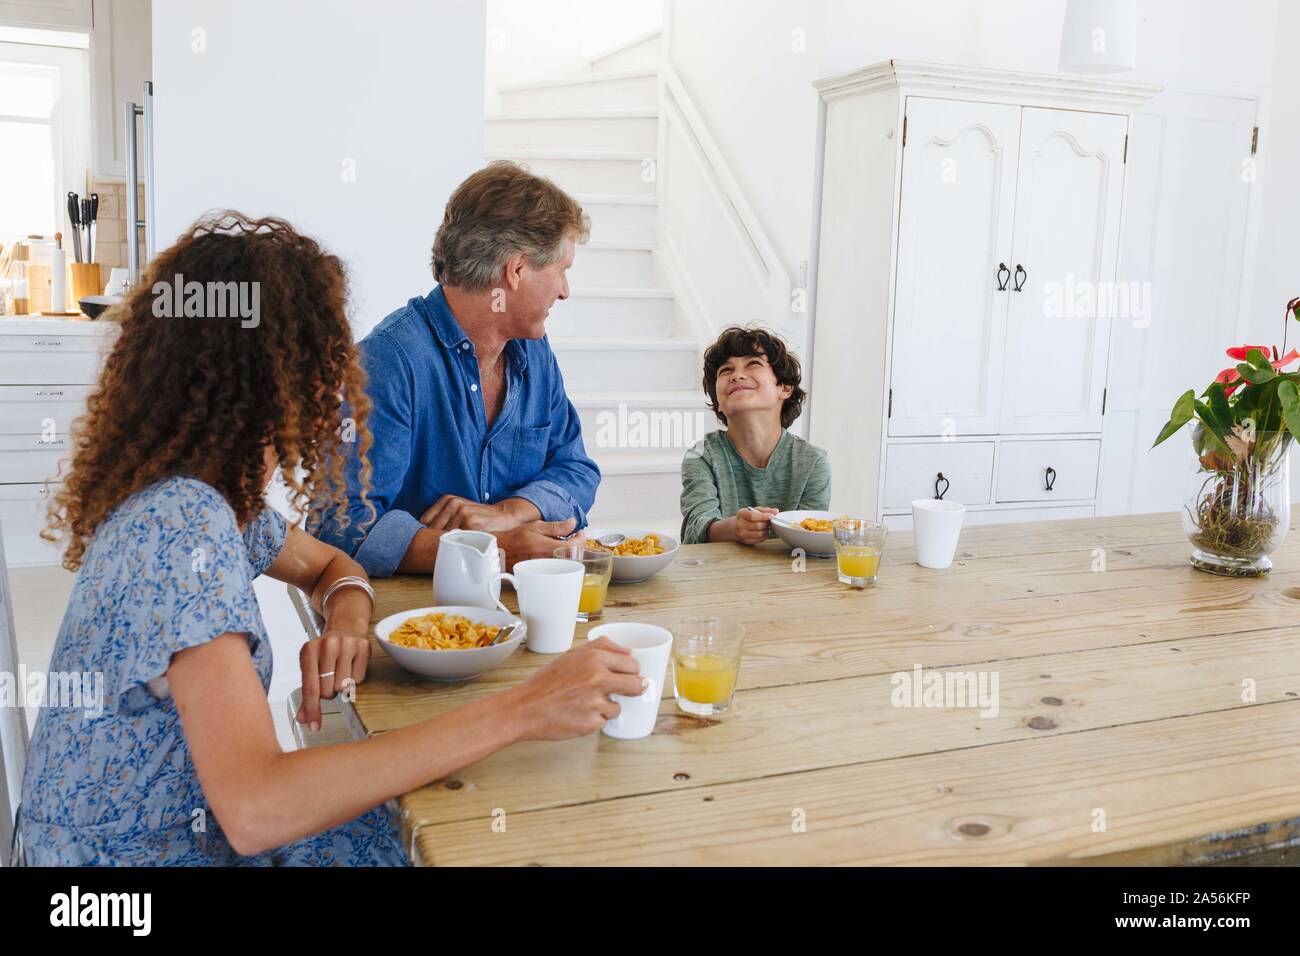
[505,636,647,740]
[296,628,371,731]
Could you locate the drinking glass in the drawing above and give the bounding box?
[554,544,614,621]
[670,617,746,717]
[833,517,887,587]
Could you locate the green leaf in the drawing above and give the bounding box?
[1205,382,1234,434]
[1278,380,1300,442]
[1193,401,1233,455]
[1246,347,1273,370]
[1152,389,1195,448]
[1237,361,1275,385]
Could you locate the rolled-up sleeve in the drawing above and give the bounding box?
[314,333,423,577]
[509,344,600,526]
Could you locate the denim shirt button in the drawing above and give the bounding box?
[461,342,469,350]
[471,383,478,392]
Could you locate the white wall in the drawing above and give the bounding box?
[668,0,1283,293]
[151,0,485,338]
[1247,0,1300,347]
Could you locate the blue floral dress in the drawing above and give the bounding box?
[16,476,409,866]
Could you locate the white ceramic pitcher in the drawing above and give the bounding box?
[433,530,506,608]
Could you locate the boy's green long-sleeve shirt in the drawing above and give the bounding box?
[679,429,832,544]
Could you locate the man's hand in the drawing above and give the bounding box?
[420,495,540,533]
[498,517,581,568]
[735,506,779,545]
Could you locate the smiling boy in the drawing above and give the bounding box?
[680,327,831,545]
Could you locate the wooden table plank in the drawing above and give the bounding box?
[410,702,1300,866]
[348,508,1300,865]
[375,627,1300,828]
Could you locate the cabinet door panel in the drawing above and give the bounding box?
[1001,108,1128,434]
[889,98,1021,437]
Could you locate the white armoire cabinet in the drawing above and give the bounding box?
[810,62,1158,529]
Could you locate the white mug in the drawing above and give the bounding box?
[587,622,672,739]
[911,498,967,569]
[492,558,584,653]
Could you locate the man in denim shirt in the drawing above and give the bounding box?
[316,162,600,576]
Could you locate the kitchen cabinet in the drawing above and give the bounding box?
[810,61,1157,528]
[0,318,115,566]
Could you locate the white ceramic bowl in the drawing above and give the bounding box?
[770,510,841,557]
[586,528,681,583]
[375,606,526,682]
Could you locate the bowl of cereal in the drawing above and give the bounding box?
[770,510,842,557]
[585,529,680,583]
[375,606,526,681]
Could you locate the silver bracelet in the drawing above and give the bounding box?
[319,575,375,615]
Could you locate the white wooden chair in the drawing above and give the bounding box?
[0,523,30,866]
[284,584,359,749]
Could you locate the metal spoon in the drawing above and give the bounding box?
[594,532,626,548]
[490,621,523,646]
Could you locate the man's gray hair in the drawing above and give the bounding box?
[432,161,590,292]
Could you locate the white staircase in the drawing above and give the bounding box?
[487,29,712,535]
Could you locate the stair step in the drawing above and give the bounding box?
[486,149,654,197]
[588,29,662,74]
[552,337,699,391]
[571,389,716,455]
[587,466,682,523]
[568,241,655,288]
[547,287,674,337]
[584,512,681,537]
[574,193,658,243]
[499,68,659,112]
[486,110,658,153]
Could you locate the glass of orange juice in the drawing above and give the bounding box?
[670,617,746,717]
[554,544,613,621]
[833,517,887,588]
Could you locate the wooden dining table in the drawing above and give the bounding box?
[296,510,1300,866]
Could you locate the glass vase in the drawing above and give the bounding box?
[1182,426,1291,577]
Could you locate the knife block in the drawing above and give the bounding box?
[69,262,102,310]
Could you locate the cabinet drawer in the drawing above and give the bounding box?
[883,442,994,509]
[0,434,71,484]
[0,333,109,385]
[0,482,62,566]
[995,440,1100,502]
[0,385,92,435]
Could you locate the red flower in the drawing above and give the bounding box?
[1225,345,1270,361]
[1215,345,1300,396]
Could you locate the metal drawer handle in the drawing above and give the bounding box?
[935,472,950,501]
[35,390,65,397]
[32,340,64,347]
[1013,264,1027,292]
[995,262,1010,291]
[1045,466,1056,492]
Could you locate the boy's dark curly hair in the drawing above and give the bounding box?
[702,326,806,429]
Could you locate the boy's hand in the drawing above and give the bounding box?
[735,506,779,545]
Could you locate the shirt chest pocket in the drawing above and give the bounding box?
[509,422,552,480]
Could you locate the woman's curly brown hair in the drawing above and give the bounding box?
[43,212,374,571]
[702,326,806,429]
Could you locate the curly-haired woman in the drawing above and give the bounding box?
[15,214,646,866]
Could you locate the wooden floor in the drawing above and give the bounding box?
[347,510,1300,865]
